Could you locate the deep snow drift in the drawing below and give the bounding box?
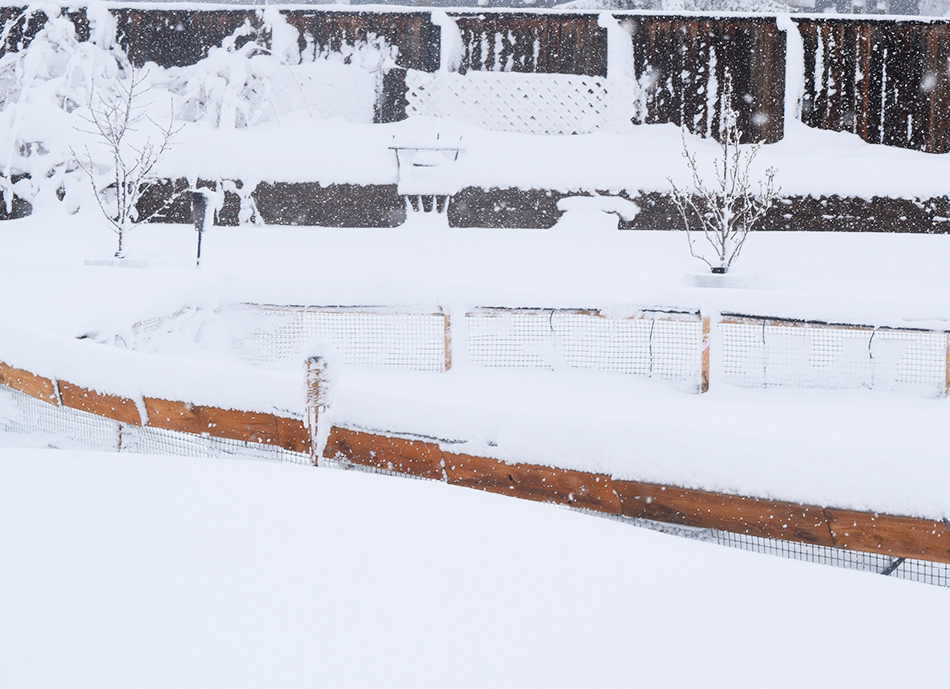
[1,446,948,689]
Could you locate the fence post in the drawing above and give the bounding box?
[443,309,452,372]
[306,355,332,466]
[944,333,950,398]
[701,315,710,393]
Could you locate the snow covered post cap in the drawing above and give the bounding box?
[304,338,339,466]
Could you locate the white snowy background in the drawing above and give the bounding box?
[1,5,949,686]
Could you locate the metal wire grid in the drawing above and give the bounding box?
[229,306,446,372]
[467,311,553,369]
[120,424,311,465]
[467,309,704,391]
[721,317,947,396]
[0,385,309,464]
[714,529,950,587]
[3,385,947,587]
[0,386,120,451]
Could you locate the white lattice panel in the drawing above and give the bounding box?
[405,70,638,135]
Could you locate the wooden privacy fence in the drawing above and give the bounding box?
[798,17,950,153]
[4,6,950,150]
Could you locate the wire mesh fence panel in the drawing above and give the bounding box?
[652,318,704,392]
[721,316,948,397]
[229,305,447,371]
[468,309,704,391]
[720,319,766,386]
[0,385,119,451]
[120,424,311,465]
[714,529,950,588]
[551,312,652,375]
[871,329,946,396]
[764,323,873,390]
[467,310,554,369]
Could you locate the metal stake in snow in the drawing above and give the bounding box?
[305,355,333,467]
[191,190,214,267]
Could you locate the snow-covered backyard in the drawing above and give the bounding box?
[3,4,950,685]
[2,446,949,689]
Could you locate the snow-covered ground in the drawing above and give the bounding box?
[1,446,948,689]
[1,213,950,520]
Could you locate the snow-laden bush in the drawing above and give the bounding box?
[0,5,395,222]
[0,5,122,215]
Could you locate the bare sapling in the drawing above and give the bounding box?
[74,64,182,259]
[668,90,778,274]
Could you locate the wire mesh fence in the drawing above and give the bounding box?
[713,528,950,587]
[721,315,948,397]
[228,305,448,371]
[0,384,309,464]
[0,386,120,451]
[466,308,705,392]
[2,383,946,587]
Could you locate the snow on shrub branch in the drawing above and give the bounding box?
[0,5,395,216]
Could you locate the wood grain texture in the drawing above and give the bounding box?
[323,426,444,480]
[613,480,835,546]
[144,398,280,445]
[58,381,141,425]
[275,416,311,455]
[444,452,622,514]
[824,508,950,564]
[0,360,58,405]
[701,316,710,394]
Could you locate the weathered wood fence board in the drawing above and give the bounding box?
[282,10,440,72]
[0,357,311,455]
[625,14,786,144]
[449,12,607,76]
[4,347,950,567]
[5,7,950,153]
[799,18,950,153]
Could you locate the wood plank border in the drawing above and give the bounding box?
[144,397,282,446]
[325,426,950,565]
[324,426,445,480]
[613,480,835,547]
[444,451,622,514]
[58,381,142,425]
[0,360,59,405]
[824,508,950,562]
